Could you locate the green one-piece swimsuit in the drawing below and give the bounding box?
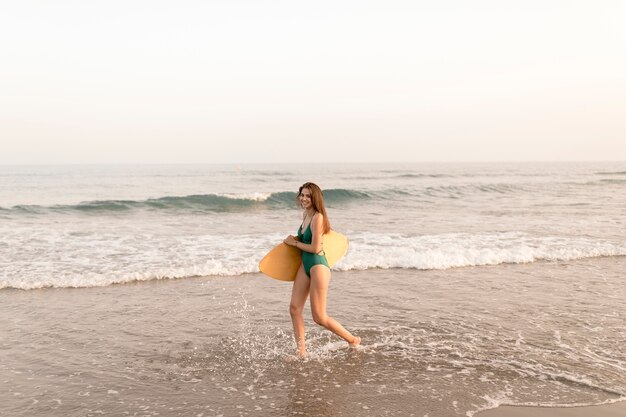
[297,221,330,277]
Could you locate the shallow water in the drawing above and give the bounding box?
[2,257,625,416]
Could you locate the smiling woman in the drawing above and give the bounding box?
[283,182,360,358]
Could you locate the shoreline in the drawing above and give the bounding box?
[478,400,626,417]
[4,254,626,292]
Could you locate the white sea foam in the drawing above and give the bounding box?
[334,232,626,271]
[468,395,626,417]
[216,192,273,201]
[2,228,625,290]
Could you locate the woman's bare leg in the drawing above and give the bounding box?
[309,265,360,347]
[290,264,310,357]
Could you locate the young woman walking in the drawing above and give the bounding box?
[283,182,361,358]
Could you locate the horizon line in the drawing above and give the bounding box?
[1,160,626,166]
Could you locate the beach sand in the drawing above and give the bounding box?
[479,401,626,417]
[2,258,625,416]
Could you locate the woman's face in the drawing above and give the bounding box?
[299,188,313,210]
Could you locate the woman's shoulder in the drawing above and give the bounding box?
[311,212,324,228]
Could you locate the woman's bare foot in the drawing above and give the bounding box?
[349,336,361,348]
[297,349,308,359]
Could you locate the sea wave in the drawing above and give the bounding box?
[598,179,626,184]
[395,173,453,179]
[335,232,626,271]
[2,231,625,290]
[596,171,626,176]
[418,183,527,199]
[1,189,374,215]
[0,183,560,215]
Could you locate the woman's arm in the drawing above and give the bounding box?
[284,213,324,254]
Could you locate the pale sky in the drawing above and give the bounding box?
[2,1,625,164]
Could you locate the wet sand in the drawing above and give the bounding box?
[479,400,626,417]
[1,258,625,416]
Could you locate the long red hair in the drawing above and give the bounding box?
[297,182,331,234]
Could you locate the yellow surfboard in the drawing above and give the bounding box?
[259,231,349,281]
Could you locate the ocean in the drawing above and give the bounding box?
[1,162,625,416]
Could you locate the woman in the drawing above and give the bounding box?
[283,182,361,358]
